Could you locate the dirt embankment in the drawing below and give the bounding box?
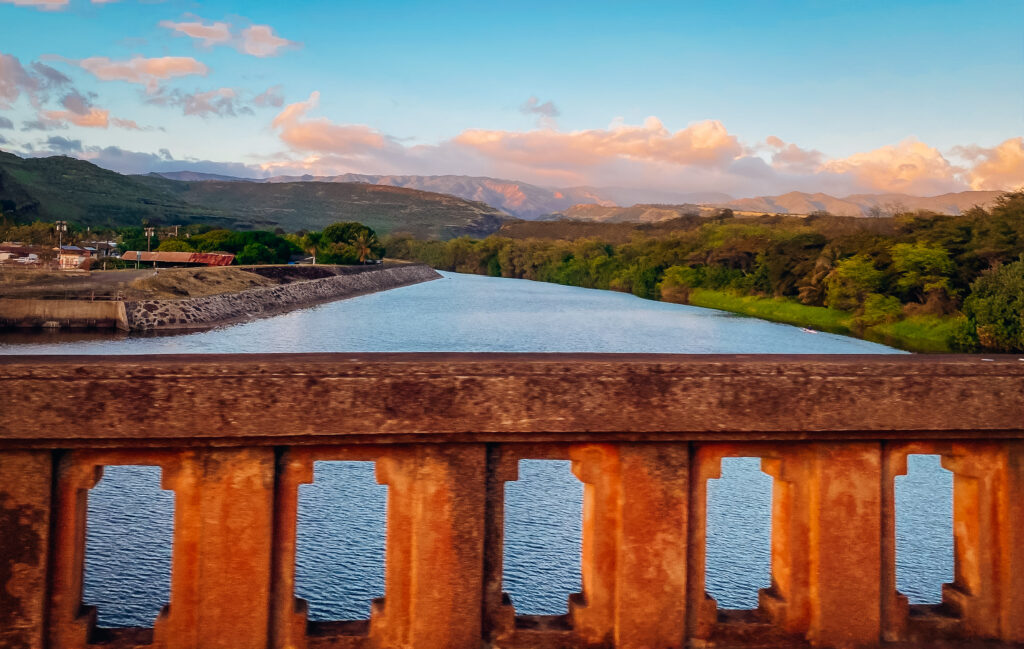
[0,264,396,301]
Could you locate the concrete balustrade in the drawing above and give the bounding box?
[2,354,1023,649]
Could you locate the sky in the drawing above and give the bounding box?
[0,0,1022,198]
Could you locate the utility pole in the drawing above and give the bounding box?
[144,227,156,268]
[55,221,67,270]
[55,221,67,249]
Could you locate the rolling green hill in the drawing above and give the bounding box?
[0,150,246,229]
[0,151,508,239]
[133,174,506,239]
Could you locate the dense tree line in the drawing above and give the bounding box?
[384,193,1024,352]
[1,216,386,267]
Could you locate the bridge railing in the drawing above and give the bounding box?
[1,354,1022,649]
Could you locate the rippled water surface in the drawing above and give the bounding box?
[8,271,951,626]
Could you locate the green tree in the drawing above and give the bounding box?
[236,242,277,265]
[156,239,194,252]
[300,231,322,264]
[890,242,955,303]
[319,222,384,264]
[960,257,1024,351]
[824,254,882,310]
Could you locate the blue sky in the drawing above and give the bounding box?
[0,0,1021,197]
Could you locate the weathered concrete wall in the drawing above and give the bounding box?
[124,263,439,331]
[1,354,1022,444]
[0,298,128,330]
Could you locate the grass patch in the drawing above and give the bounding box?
[864,315,963,353]
[687,288,853,335]
[684,288,963,353]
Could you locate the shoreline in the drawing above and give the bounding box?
[0,264,441,333]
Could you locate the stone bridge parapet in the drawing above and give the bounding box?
[1,354,1023,649]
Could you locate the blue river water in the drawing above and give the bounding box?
[0,271,952,626]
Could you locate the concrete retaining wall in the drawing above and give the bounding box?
[124,263,440,331]
[0,298,128,330]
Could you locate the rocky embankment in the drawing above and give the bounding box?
[1,264,440,332]
[125,264,440,331]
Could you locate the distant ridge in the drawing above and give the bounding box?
[547,190,1006,223]
[721,190,1004,217]
[150,170,1002,221]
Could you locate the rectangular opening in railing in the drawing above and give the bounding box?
[895,454,953,605]
[84,464,174,642]
[503,459,583,618]
[297,460,386,626]
[705,456,772,613]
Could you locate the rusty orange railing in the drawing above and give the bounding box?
[1,354,1023,649]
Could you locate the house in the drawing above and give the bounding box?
[58,245,93,270]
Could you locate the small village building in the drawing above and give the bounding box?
[58,245,93,270]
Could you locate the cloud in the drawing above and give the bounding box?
[240,25,295,57]
[453,117,744,169]
[76,56,209,92]
[519,96,560,128]
[0,55,72,112]
[160,17,299,58]
[953,137,1024,191]
[762,135,825,174]
[159,19,232,46]
[0,0,69,11]
[272,91,396,156]
[818,138,962,195]
[252,85,284,108]
[146,85,284,117]
[0,116,14,129]
[45,135,82,152]
[42,107,110,127]
[21,141,268,178]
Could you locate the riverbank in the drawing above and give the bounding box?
[0,264,441,332]
[684,288,961,353]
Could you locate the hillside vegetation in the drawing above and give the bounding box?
[134,175,505,239]
[386,193,1024,353]
[0,151,507,239]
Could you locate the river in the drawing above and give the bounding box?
[0,271,952,626]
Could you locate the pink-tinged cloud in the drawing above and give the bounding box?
[76,56,209,92]
[0,53,70,108]
[953,138,1024,191]
[0,0,69,11]
[272,92,392,154]
[40,107,141,130]
[763,135,825,174]
[240,25,296,57]
[453,117,743,169]
[42,107,109,128]
[159,17,299,58]
[819,138,962,195]
[0,53,36,108]
[159,19,232,47]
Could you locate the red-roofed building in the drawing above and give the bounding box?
[121,251,235,266]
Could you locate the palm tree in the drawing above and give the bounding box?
[300,232,322,265]
[352,232,375,264]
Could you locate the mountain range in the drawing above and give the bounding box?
[154,170,1004,220]
[156,170,733,219]
[0,151,505,239]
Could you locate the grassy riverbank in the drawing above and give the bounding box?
[685,288,960,353]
